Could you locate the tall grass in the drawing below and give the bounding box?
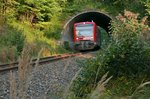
[9,45,42,99]
[18,47,32,99]
[9,71,17,99]
[90,72,112,99]
[0,47,17,64]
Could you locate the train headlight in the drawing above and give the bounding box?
[76,38,79,40]
[91,37,93,38]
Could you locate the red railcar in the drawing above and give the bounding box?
[74,22,100,50]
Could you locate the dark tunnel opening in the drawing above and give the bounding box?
[62,11,112,49]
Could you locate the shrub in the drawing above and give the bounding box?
[100,13,149,78]
[104,10,150,77]
[69,11,150,98]
[0,24,25,63]
[0,25,25,54]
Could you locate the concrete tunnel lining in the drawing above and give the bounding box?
[62,11,112,48]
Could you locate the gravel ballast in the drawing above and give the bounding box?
[0,54,94,99]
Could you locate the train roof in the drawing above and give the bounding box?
[74,22,96,25]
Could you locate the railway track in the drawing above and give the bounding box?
[0,53,82,73]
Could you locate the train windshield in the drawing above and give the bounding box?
[75,24,94,37]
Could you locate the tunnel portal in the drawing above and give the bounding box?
[62,11,112,49]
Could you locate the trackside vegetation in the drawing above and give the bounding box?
[66,11,150,98]
[0,0,68,63]
[0,0,149,62]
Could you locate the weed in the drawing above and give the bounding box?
[9,70,17,99]
[9,45,41,99]
[90,72,112,99]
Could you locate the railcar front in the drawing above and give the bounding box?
[74,22,97,50]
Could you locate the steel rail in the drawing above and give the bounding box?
[0,53,81,72]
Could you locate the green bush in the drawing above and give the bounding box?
[102,0,146,16]
[69,11,150,98]
[0,25,25,55]
[0,25,25,63]
[104,11,150,77]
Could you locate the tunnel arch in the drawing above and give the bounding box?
[62,11,112,49]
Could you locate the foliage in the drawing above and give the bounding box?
[1,0,148,62]
[0,24,25,63]
[68,11,150,98]
[102,0,146,16]
[141,0,150,15]
[131,85,150,99]
[43,15,62,39]
[13,0,66,22]
[95,77,150,99]
[0,25,25,53]
[0,0,66,43]
[103,10,150,77]
[105,10,150,77]
[0,0,68,60]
